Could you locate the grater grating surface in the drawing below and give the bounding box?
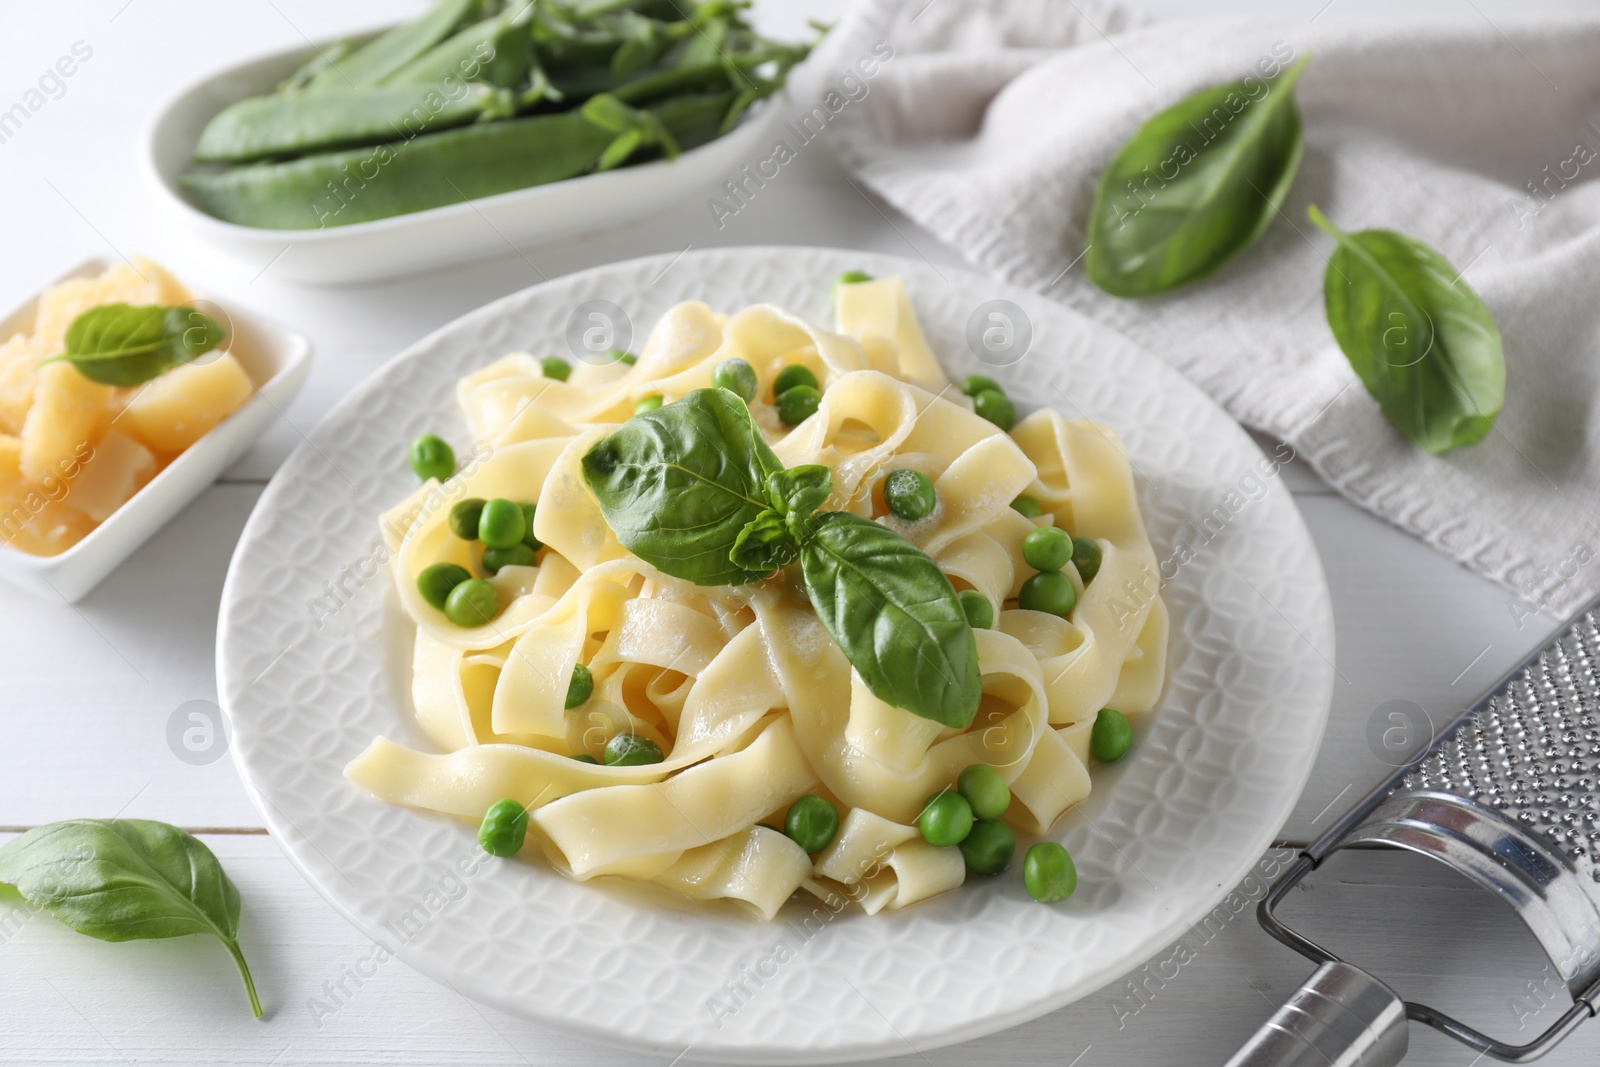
[1402,610,1600,890]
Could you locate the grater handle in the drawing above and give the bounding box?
[1222,961,1409,1067]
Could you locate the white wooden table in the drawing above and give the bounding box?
[3,1,1596,1063]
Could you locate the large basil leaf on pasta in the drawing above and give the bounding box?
[582,387,784,586]
[1086,55,1310,297]
[0,819,261,1017]
[1309,206,1504,454]
[799,511,981,728]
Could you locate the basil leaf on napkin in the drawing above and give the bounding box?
[1087,55,1311,297]
[51,304,227,387]
[0,819,262,1017]
[1309,205,1505,454]
[799,512,982,729]
[582,387,784,586]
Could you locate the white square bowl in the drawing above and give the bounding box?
[0,257,312,602]
[140,31,791,284]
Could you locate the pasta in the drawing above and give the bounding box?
[347,275,1167,919]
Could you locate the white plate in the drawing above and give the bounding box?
[217,247,1334,1063]
[0,257,311,603]
[142,30,792,284]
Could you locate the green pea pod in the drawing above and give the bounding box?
[302,0,482,91]
[277,39,354,93]
[519,62,562,108]
[582,92,677,169]
[181,91,734,230]
[194,83,515,164]
[384,6,534,90]
[610,58,737,105]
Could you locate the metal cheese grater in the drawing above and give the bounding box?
[1226,603,1600,1066]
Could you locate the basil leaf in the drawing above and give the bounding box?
[582,388,783,586]
[729,509,798,574]
[1308,206,1504,454]
[0,819,261,1017]
[800,512,981,728]
[53,304,227,387]
[1087,55,1310,297]
[766,465,832,521]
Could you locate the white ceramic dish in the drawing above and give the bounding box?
[142,32,790,284]
[216,247,1334,1063]
[0,257,311,603]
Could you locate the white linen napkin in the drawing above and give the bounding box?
[816,0,1600,624]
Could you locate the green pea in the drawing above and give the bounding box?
[417,562,471,610]
[407,434,455,482]
[957,588,993,629]
[565,664,593,709]
[1010,494,1042,518]
[1072,537,1102,584]
[1091,707,1132,762]
[973,389,1016,431]
[884,469,936,521]
[604,732,664,766]
[541,356,571,381]
[960,819,1016,875]
[634,394,664,415]
[611,349,637,365]
[919,789,974,848]
[772,363,819,398]
[477,798,528,857]
[711,358,758,403]
[832,270,872,302]
[1019,570,1077,617]
[777,384,821,426]
[960,374,1003,398]
[957,764,1010,820]
[444,578,500,626]
[1022,526,1074,572]
[481,543,536,574]
[571,753,600,764]
[477,498,525,548]
[448,497,485,540]
[784,794,839,853]
[520,503,542,549]
[1023,842,1077,902]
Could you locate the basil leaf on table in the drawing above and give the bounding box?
[0,819,262,1018]
[50,304,227,387]
[1087,55,1311,297]
[799,512,982,730]
[582,387,783,586]
[1308,205,1505,454]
